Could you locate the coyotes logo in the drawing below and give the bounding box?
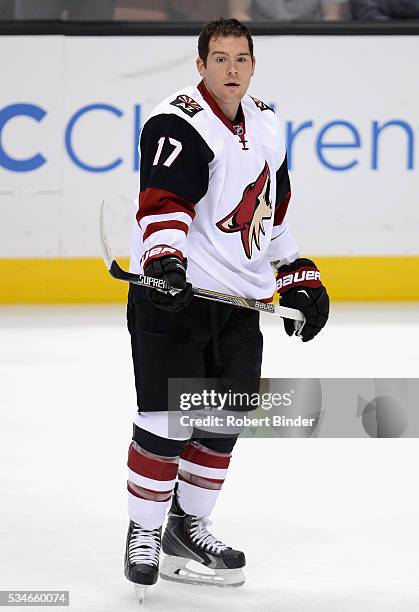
[170,94,204,117]
[216,162,272,259]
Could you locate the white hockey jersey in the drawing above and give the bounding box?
[130,80,299,301]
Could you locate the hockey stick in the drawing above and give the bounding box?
[99,198,305,323]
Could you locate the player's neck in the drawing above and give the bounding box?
[202,83,240,122]
[214,97,240,122]
[220,103,239,122]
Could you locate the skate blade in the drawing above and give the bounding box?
[160,555,245,588]
[134,585,148,605]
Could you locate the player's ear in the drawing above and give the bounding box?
[251,55,256,77]
[196,56,205,77]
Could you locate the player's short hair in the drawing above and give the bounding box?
[198,18,254,66]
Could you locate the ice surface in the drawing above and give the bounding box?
[0,303,418,611]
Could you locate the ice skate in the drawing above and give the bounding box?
[124,520,161,605]
[160,485,246,587]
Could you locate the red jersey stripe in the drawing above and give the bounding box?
[137,187,196,223]
[143,220,189,241]
[274,191,291,226]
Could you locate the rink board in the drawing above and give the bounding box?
[1,35,418,302]
[1,256,418,303]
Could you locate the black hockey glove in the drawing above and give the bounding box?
[276,258,329,342]
[143,247,193,312]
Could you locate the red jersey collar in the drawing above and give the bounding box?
[198,80,245,138]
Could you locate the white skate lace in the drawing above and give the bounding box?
[129,524,161,566]
[189,518,228,554]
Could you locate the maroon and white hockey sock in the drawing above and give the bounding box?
[127,441,179,529]
[177,441,232,518]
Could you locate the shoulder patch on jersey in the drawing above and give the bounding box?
[170,94,204,118]
[251,97,274,112]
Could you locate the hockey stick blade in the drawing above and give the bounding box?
[99,196,113,271]
[98,198,304,322]
[99,197,172,291]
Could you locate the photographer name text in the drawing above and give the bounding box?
[179,415,316,428]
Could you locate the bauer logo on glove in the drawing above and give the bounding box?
[276,258,329,342]
[276,268,321,291]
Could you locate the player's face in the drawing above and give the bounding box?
[197,35,255,108]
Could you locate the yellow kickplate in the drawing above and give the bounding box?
[0,256,418,304]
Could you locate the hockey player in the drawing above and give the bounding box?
[125,18,329,603]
